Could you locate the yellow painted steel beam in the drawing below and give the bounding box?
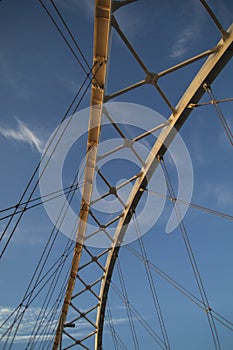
[95,23,233,350]
[52,1,112,349]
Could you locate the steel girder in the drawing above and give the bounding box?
[95,23,233,350]
[52,1,112,349]
[52,1,233,348]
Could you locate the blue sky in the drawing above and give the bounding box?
[0,0,233,349]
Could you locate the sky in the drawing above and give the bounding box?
[0,0,233,349]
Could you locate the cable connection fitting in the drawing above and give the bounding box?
[129,207,135,215]
[210,99,217,105]
[187,103,197,109]
[205,306,212,313]
[203,82,212,92]
[156,155,163,162]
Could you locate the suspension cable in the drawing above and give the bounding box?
[0,182,84,223]
[37,0,89,75]
[0,28,104,257]
[124,244,233,332]
[25,245,74,350]
[203,83,233,145]
[111,281,167,349]
[1,158,86,348]
[141,189,233,221]
[0,72,91,259]
[116,260,140,350]
[160,157,221,350]
[189,96,233,107]
[49,0,91,71]
[106,303,119,350]
[133,213,170,349]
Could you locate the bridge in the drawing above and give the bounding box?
[0,1,233,349]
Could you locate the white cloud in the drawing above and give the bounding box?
[197,183,233,211]
[0,305,56,343]
[0,303,143,346]
[213,185,233,208]
[0,305,92,344]
[170,27,197,59]
[0,118,43,153]
[169,2,203,59]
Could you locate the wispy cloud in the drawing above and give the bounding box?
[0,306,53,343]
[170,27,197,59]
[197,183,233,211]
[0,305,90,344]
[170,2,203,59]
[0,118,43,153]
[0,304,130,344]
[213,185,233,208]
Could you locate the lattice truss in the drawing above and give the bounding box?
[53,1,233,349]
[0,1,232,350]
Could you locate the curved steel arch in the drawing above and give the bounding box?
[52,1,233,348]
[95,24,233,349]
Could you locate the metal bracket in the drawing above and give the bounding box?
[112,0,139,13]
